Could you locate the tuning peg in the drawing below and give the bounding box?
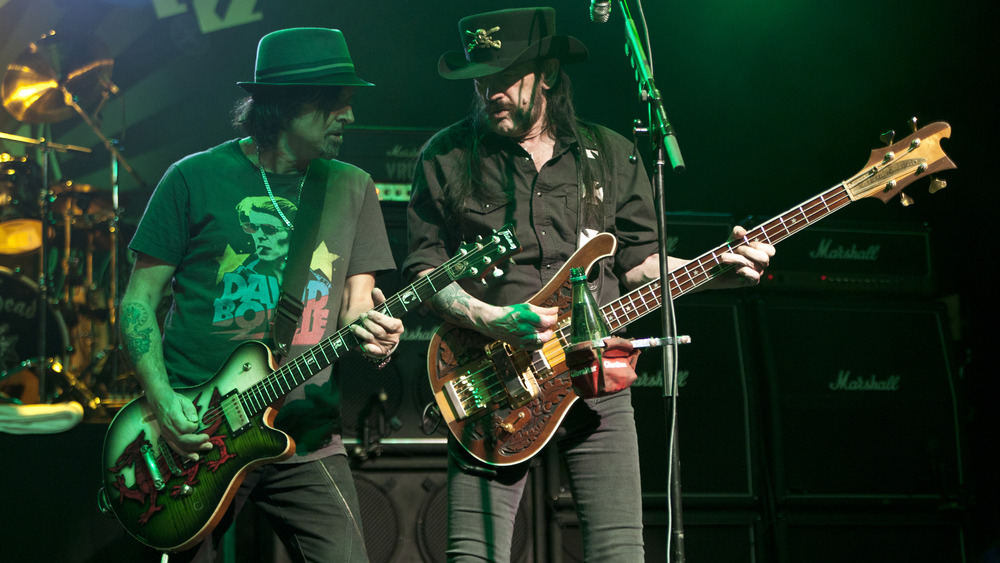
[492,268,504,278]
[508,257,517,267]
[899,192,915,207]
[880,130,895,146]
[908,117,919,133]
[928,177,947,194]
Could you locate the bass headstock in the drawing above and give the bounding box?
[848,119,956,205]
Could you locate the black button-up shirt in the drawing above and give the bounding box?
[404,119,658,308]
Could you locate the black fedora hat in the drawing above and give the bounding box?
[238,28,373,92]
[439,7,588,80]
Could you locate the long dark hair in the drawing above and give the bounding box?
[231,86,347,149]
[446,63,612,230]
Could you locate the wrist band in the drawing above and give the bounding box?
[364,353,392,370]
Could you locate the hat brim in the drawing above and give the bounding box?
[438,35,588,80]
[237,76,374,93]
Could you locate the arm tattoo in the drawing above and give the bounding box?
[429,282,478,327]
[121,303,154,365]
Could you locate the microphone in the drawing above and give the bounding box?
[590,0,611,23]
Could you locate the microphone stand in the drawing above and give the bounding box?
[617,2,687,561]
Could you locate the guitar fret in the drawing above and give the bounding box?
[247,388,262,413]
[819,192,832,214]
[259,378,274,406]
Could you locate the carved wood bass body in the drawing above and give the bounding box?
[99,226,521,552]
[429,122,956,467]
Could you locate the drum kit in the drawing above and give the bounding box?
[1,31,144,421]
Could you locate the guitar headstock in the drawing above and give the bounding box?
[848,120,956,205]
[448,224,522,282]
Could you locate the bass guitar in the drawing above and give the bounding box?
[99,225,521,552]
[428,121,955,466]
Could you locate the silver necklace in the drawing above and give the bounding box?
[256,146,305,230]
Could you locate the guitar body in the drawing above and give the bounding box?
[101,341,293,552]
[428,233,617,466]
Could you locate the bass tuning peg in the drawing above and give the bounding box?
[928,177,947,194]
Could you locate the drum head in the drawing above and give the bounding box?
[0,267,70,375]
[0,218,42,254]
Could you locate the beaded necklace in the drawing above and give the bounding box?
[256,146,305,229]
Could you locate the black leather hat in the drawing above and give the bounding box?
[438,7,588,80]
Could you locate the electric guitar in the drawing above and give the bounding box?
[428,121,956,466]
[99,226,521,552]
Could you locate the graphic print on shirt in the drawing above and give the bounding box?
[211,195,335,344]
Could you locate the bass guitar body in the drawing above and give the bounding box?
[428,233,618,466]
[101,341,291,553]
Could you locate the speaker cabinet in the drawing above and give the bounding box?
[339,202,447,446]
[758,298,963,501]
[626,296,758,502]
[777,509,967,563]
[351,453,536,563]
[555,507,762,563]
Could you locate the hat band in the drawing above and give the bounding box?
[256,58,356,82]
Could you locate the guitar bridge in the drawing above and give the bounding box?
[438,342,543,422]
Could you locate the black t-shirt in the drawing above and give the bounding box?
[131,139,395,460]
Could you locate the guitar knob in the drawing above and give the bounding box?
[908,116,919,133]
[899,192,915,207]
[880,130,895,146]
[178,484,193,496]
[928,177,947,194]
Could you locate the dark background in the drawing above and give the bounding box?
[2,0,996,561]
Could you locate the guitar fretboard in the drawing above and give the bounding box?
[234,240,507,418]
[601,183,855,332]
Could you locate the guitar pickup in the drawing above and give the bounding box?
[487,341,540,409]
[221,392,250,435]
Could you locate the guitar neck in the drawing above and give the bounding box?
[602,182,854,332]
[239,264,460,414]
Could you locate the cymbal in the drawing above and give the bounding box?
[2,32,114,123]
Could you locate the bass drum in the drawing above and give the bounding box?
[0,267,71,404]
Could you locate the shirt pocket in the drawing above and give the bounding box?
[459,198,512,240]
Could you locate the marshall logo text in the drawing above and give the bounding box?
[828,370,901,391]
[809,238,881,261]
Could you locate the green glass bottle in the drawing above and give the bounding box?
[569,267,609,345]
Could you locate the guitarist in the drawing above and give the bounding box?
[402,8,775,562]
[120,29,402,561]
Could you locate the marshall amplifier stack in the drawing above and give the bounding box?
[750,217,967,560]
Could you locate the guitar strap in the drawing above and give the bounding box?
[271,158,331,359]
[575,130,608,296]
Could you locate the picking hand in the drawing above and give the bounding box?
[480,302,559,349]
[149,390,213,462]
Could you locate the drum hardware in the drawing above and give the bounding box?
[2,31,144,414]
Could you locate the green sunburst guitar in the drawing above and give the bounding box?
[98,226,521,552]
